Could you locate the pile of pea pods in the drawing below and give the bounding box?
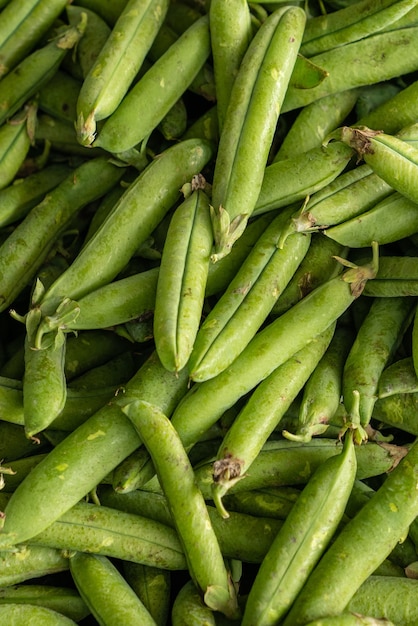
[3,0,418,624]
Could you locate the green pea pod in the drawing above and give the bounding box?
[189,206,312,382]
[0,351,189,548]
[347,575,418,625]
[372,391,418,436]
[303,615,394,626]
[74,0,128,26]
[69,553,158,625]
[0,603,77,625]
[0,585,89,622]
[34,114,106,158]
[0,544,69,587]
[93,15,212,153]
[0,108,32,191]
[0,0,70,77]
[121,399,239,619]
[211,325,335,518]
[282,437,418,626]
[66,5,111,80]
[210,6,306,261]
[0,420,50,462]
[171,579,216,626]
[362,256,418,297]
[300,0,418,57]
[222,486,301,521]
[122,562,171,626]
[356,79,418,134]
[75,0,169,145]
[157,97,188,140]
[38,70,81,124]
[0,19,87,127]
[0,156,124,314]
[154,186,213,373]
[242,430,357,626]
[378,357,418,398]
[209,0,252,130]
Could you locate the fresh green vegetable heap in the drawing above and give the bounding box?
[2,0,418,624]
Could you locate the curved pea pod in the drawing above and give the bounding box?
[0,585,89,622]
[122,562,171,626]
[210,6,306,261]
[0,157,124,315]
[347,575,418,625]
[378,357,418,398]
[0,0,70,77]
[66,5,111,79]
[303,616,394,626]
[342,296,415,433]
[211,326,336,518]
[69,553,158,625]
[0,107,33,190]
[154,186,213,373]
[93,15,212,153]
[0,19,86,127]
[0,544,69,587]
[121,399,239,619]
[75,0,169,146]
[209,0,252,130]
[188,206,312,382]
[282,26,418,113]
[372,391,418,436]
[253,140,355,216]
[282,437,418,626]
[0,603,78,625]
[283,325,354,442]
[0,351,189,548]
[300,0,418,57]
[242,431,357,626]
[324,192,418,249]
[171,579,216,626]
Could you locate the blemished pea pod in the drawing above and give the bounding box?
[66,5,111,80]
[347,576,418,625]
[343,296,415,431]
[0,163,71,228]
[303,615,394,626]
[209,0,252,130]
[210,6,306,261]
[75,0,169,145]
[171,579,216,626]
[222,486,301,521]
[281,26,418,113]
[188,205,312,382]
[93,15,211,153]
[242,431,357,626]
[0,108,32,191]
[282,437,418,626]
[69,553,158,625]
[324,192,418,249]
[0,585,89,622]
[0,0,70,77]
[0,351,189,548]
[283,325,354,442]
[211,326,336,518]
[0,544,69,587]
[378,357,418,398]
[121,399,239,619]
[172,248,378,455]
[273,89,359,161]
[153,186,213,373]
[300,0,418,57]
[0,603,78,625]
[0,156,124,314]
[372,391,418,436]
[0,18,86,127]
[122,562,171,626]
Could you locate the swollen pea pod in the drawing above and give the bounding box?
[0,544,69,587]
[171,579,216,626]
[209,0,252,130]
[378,357,418,398]
[38,70,81,124]
[363,256,418,297]
[347,576,418,625]
[75,0,169,146]
[0,350,189,547]
[281,26,418,113]
[356,79,418,134]
[210,6,306,261]
[372,391,418,436]
[69,553,158,625]
[0,604,77,625]
[188,205,312,382]
[0,106,33,190]
[93,15,212,154]
[0,156,124,314]
[74,0,128,25]
[282,437,418,626]
[121,399,239,619]
[0,18,87,127]
[0,585,89,622]
[153,185,213,373]
[283,324,354,442]
[122,562,171,626]
[303,616,394,626]
[65,5,111,80]
[242,431,357,626]
[222,486,301,521]
[0,0,70,77]
[300,0,418,57]
[342,296,415,436]
[211,326,336,518]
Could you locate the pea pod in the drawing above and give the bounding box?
[372,391,418,436]
[282,437,418,625]
[363,256,418,297]
[74,0,128,25]
[122,562,171,626]
[346,575,418,625]
[356,78,418,134]
[210,5,306,261]
[0,585,89,622]
[171,579,217,626]
[0,107,32,191]
[303,615,394,626]
[66,4,112,80]
[121,399,239,619]
[0,603,77,625]
[242,431,357,626]
[38,70,81,124]
[0,544,69,587]
[377,357,418,398]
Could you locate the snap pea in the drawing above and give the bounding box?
[0,544,69,587]
[347,575,418,625]
[372,391,418,436]
[356,78,418,134]
[154,186,213,373]
[0,420,50,462]
[0,107,32,191]
[0,603,77,625]
[121,399,239,619]
[282,437,418,625]
[171,579,216,626]
[93,15,212,153]
[75,0,169,146]
[378,357,418,398]
[303,615,394,626]
[65,5,111,80]
[37,70,81,124]
[222,486,301,521]
[189,205,312,382]
[210,6,306,261]
[34,114,106,158]
[69,552,158,625]
[75,0,128,25]
[242,431,357,626]
[68,350,136,390]
[362,256,418,297]
[158,97,188,141]
[122,562,171,626]
[0,585,89,622]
